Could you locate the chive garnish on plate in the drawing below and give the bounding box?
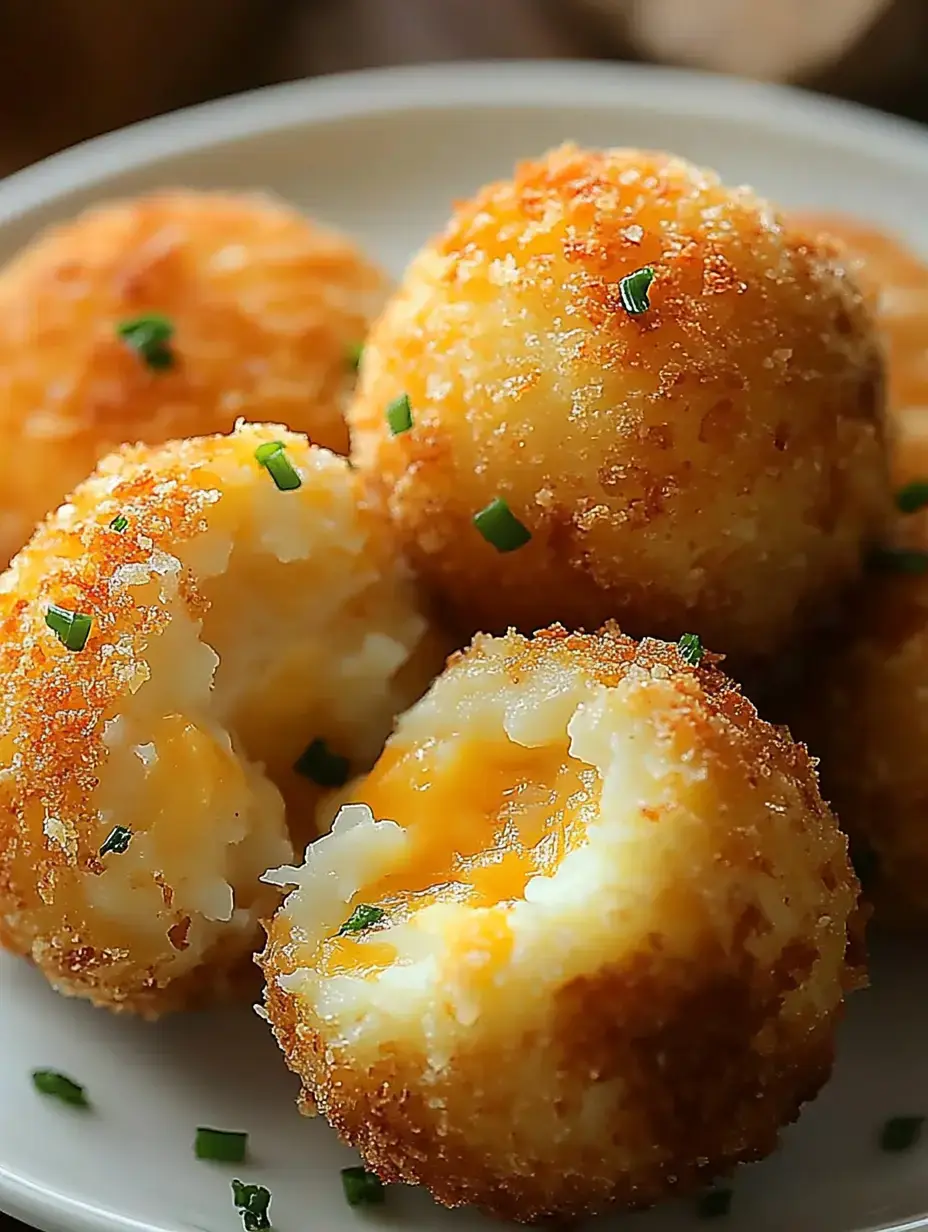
[385,393,413,436]
[341,1166,385,1207]
[195,1127,248,1163]
[31,1069,89,1108]
[896,480,928,515]
[99,826,131,857]
[347,341,364,372]
[117,313,174,371]
[677,632,704,667]
[294,738,350,787]
[338,904,386,937]
[618,266,655,315]
[880,1115,924,1152]
[231,1180,272,1231]
[45,605,93,652]
[109,514,128,533]
[696,1188,732,1218]
[255,441,302,491]
[473,497,531,553]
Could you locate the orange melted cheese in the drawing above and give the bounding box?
[320,736,601,979]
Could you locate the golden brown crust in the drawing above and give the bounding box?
[0,190,386,564]
[350,146,889,667]
[263,624,863,1220]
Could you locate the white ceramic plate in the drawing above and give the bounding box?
[1,59,928,1232]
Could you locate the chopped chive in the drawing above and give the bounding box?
[99,826,131,857]
[880,1115,924,1152]
[254,441,301,491]
[109,514,128,533]
[341,1166,385,1208]
[896,480,928,515]
[294,738,350,788]
[346,341,364,372]
[677,632,704,667]
[117,313,174,371]
[385,393,413,436]
[473,497,531,553]
[871,547,928,575]
[31,1069,89,1108]
[338,904,387,937]
[697,1188,732,1218]
[231,1180,272,1232]
[618,265,655,315]
[45,604,93,652]
[196,1127,248,1163]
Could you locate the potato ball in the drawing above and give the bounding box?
[792,213,928,421]
[0,190,386,566]
[794,407,928,929]
[349,145,889,666]
[262,625,862,1222]
[0,422,440,1016]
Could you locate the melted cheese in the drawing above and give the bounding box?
[319,736,601,979]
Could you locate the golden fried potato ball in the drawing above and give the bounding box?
[795,409,928,930]
[349,146,889,667]
[792,212,928,422]
[0,422,441,1016]
[262,625,862,1222]
[0,190,386,566]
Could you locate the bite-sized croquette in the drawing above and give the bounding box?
[349,145,890,665]
[797,412,928,930]
[262,625,863,1222]
[0,423,439,1016]
[792,213,928,421]
[0,190,387,566]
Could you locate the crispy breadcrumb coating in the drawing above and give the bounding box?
[0,423,440,1015]
[262,625,862,1221]
[0,191,386,565]
[349,146,889,667]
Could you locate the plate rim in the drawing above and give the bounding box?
[1,57,928,1232]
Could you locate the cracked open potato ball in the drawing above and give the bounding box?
[349,145,889,667]
[0,422,440,1016]
[262,625,862,1222]
[0,190,386,566]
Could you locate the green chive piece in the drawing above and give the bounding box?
[254,440,302,491]
[45,604,93,652]
[697,1188,732,1218]
[99,826,131,857]
[294,738,350,787]
[32,1069,89,1108]
[871,547,928,575]
[618,266,655,315]
[385,393,413,436]
[473,497,531,553]
[346,341,364,372]
[195,1127,248,1163]
[117,313,174,372]
[231,1180,272,1232]
[109,514,128,533]
[677,632,704,667]
[338,904,387,937]
[896,480,928,515]
[880,1115,924,1152]
[341,1166,385,1208]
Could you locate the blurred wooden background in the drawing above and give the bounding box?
[1,0,927,179]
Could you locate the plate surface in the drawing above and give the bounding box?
[1,59,927,1232]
